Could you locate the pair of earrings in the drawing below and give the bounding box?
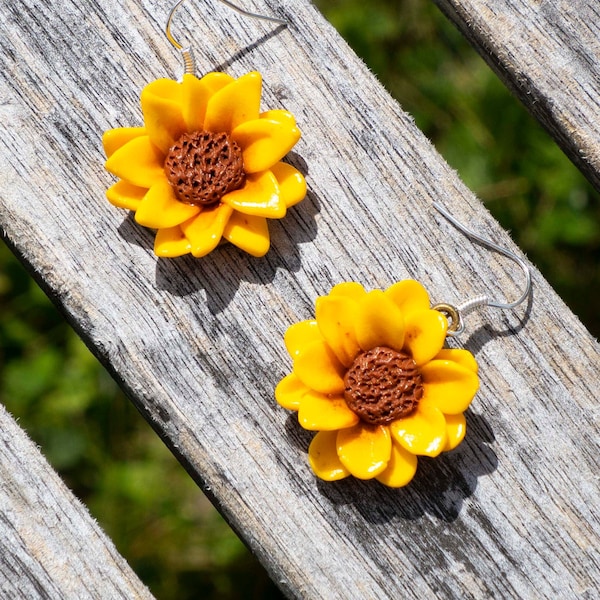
[102,1,531,488]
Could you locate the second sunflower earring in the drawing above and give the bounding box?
[276,203,531,488]
[102,0,306,259]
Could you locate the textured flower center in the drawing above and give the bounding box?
[343,346,423,425]
[164,130,245,206]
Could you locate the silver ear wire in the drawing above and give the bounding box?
[165,0,288,77]
[431,201,532,336]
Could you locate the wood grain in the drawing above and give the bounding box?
[434,0,600,190]
[1,0,599,597]
[0,403,153,598]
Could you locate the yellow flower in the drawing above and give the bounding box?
[276,280,479,488]
[102,71,306,258]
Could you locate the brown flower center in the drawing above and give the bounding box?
[343,346,423,425]
[164,130,245,206]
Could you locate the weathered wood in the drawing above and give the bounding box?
[433,0,600,191]
[1,0,599,597]
[0,403,153,598]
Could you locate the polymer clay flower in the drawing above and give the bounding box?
[276,280,479,488]
[102,71,306,258]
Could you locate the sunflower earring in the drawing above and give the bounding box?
[102,0,306,258]
[276,202,531,488]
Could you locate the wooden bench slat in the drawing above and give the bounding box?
[1,0,599,597]
[0,404,154,598]
[434,0,600,189]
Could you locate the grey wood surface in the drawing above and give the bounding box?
[0,403,153,598]
[434,0,600,190]
[1,0,599,598]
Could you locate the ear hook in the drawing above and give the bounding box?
[431,201,532,335]
[165,0,288,77]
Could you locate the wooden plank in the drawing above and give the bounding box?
[0,403,153,598]
[1,0,599,597]
[433,0,600,190]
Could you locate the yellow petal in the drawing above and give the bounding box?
[104,135,165,188]
[222,171,285,218]
[284,320,321,358]
[135,179,201,229]
[293,340,345,395]
[337,424,392,479]
[106,180,146,211]
[421,359,479,414]
[403,309,448,366]
[270,162,306,208]
[315,294,360,367]
[329,282,367,301]
[222,211,270,257]
[204,71,262,133]
[308,431,350,482]
[140,78,187,154]
[434,348,479,374]
[232,118,301,173]
[181,203,233,257]
[102,127,146,158]
[390,402,448,457]
[181,72,234,131]
[385,280,431,317]
[375,442,418,488]
[275,373,308,410]
[443,412,467,451]
[354,290,405,351]
[260,109,296,126]
[154,226,192,257]
[298,391,359,431]
[199,72,235,93]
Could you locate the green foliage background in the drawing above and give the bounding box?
[1,1,598,598]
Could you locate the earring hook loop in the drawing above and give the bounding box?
[165,0,288,77]
[432,201,532,335]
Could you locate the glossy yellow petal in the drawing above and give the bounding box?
[135,179,201,229]
[222,211,270,257]
[337,424,392,479]
[104,136,165,188]
[204,71,262,133]
[293,340,345,395]
[434,348,479,374]
[385,280,430,317]
[375,441,418,488]
[299,391,359,431]
[308,431,350,482]
[390,402,448,457]
[140,78,186,154]
[271,162,306,208]
[421,359,479,414]
[232,118,301,173]
[181,203,233,257]
[181,72,234,131]
[222,171,284,218]
[403,309,448,367]
[200,72,235,93]
[443,412,467,452]
[355,290,405,352]
[315,294,361,368]
[260,109,296,126]
[102,127,146,158]
[275,373,309,410]
[154,226,192,257]
[329,282,367,301]
[284,320,321,358]
[106,180,146,211]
